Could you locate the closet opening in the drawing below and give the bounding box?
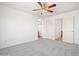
[55,18,63,41]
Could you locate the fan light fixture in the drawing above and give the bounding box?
[32,2,56,15]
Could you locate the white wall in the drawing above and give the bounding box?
[74,15,79,44]
[0,5,38,49]
[42,10,79,42]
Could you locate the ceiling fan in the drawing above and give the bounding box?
[32,2,56,15]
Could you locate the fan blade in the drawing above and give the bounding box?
[32,9,40,11]
[37,2,42,8]
[48,10,54,13]
[48,4,56,8]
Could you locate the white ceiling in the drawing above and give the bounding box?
[0,2,79,18]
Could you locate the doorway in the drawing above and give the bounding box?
[37,19,43,39]
[55,18,63,41]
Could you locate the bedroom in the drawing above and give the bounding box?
[0,2,79,56]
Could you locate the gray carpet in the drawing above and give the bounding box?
[0,38,79,56]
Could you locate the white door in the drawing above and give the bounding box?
[63,16,73,43]
[55,18,62,40]
[74,15,79,44]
